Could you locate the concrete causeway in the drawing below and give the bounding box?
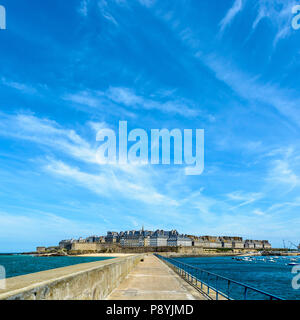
[0,255,143,300]
[107,254,207,300]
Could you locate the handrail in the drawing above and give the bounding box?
[155,254,284,300]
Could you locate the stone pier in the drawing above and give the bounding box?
[0,254,143,300]
[107,254,207,300]
[0,254,215,300]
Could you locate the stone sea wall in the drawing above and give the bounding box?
[68,245,253,256]
[68,243,180,254]
[0,254,143,300]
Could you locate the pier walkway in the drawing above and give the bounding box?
[107,254,207,300]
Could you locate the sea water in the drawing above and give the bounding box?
[177,256,300,300]
[0,254,114,278]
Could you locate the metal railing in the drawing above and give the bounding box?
[155,254,284,300]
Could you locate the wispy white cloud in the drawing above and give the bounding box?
[219,0,296,45]
[98,0,119,26]
[106,87,199,117]
[78,0,90,17]
[2,111,298,245]
[45,159,177,206]
[138,0,156,8]
[63,90,103,108]
[0,112,97,164]
[1,77,38,95]
[253,209,265,216]
[217,0,296,46]
[78,0,119,25]
[63,90,137,118]
[265,197,300,215]
[64,87,200,118]
[219,0,243,33]
[200,53,300,127]
[88,121,110,133]
[266,148,300,192]
[0,112,180,207]
[269,160,299,189]
[251,0,296,46]
[226,191,263,209]
[157,1,300,129]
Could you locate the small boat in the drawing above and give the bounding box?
[288,262,300,266]
[290,258,297,262]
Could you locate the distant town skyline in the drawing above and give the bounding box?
[0,1,300,252]
[57,228,272,251]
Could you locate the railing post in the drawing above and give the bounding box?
[201,271,203,289]
[244,287,248,300]
[187,266,189,281]
[227,280,230,299]
[216,276,219,300]
[207,274,210,294]
[207,274,210,295]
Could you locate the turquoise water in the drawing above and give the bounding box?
[0,255,114,278]
[177,256,300,300]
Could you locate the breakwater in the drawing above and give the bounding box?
[0,255,114,278]
[107,254,207,300]
[0,254,143,300]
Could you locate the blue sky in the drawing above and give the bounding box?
[0,0,300,251]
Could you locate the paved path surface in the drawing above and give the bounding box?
[107,254,207,300]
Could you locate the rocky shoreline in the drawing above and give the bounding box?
[22,247,300,258]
